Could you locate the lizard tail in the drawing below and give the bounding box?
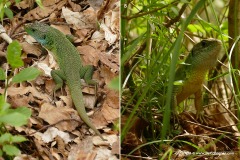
[70,84,105,141]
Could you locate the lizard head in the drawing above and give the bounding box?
[25,23,53,46]
[191,38,222,55]
[187,38,222,69]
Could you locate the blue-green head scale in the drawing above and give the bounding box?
[25,23,51,46]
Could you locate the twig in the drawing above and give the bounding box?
[0,24,12,43]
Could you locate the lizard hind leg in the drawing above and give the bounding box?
[80,65,98,98]
[80,65,97,85]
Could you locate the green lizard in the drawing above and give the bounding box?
[25,23,106,140]
[172,38,222,121]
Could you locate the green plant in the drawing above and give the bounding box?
[0,0,43,22]
[0,0,20,21]
[0,40,40,158]
[121,0,231,159]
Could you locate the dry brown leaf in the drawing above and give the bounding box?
[51,147,65,160]
[88,0,104,10]
[41,127,71,143]
[75,29,89,42]
[104,1,120,34]
[59,95,73,108]
[42,0,62,6]
[8,94,32,108]
[24,0,67,21]
[91,110,108,128]
[15,0,33,9]
[205,104,239,132]
[100,23,118,45]
[99,65,118,85]
[33,138,50,159]
[91,31,105,42]
[14,154,38,160]
[62,7,97,30]
[88,40,109,52]
[21,42,42,57]
[68,0,82,12]
[49,136,68,159]
[37,63,52,77]
[81,94,97,109]
[95,147,119,160]
[45,79,55,93]
[106,89,119,109]
[97,0,118,20]
[101,104,119,122]
[112,140,120,155]
[2,85,50,103]
[98,1,119,45]
[0,51,5,57]
[99,52,119,73]
[77,45,100,66]
[82,85,96,95]
[39,103,80,131]
[93,134,118,146]
[51,24,71,35]
[24,34,37,44]
[68,137,96,160]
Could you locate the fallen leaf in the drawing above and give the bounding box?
[68,137,96,160]
[39,103,80,131]
[100,23,117,45]
[62,7,97,29]
[21,42,42,57]
[24,0,67,21]
[77,45,100,66]
[102,94,119,123]
[41,127,72,143]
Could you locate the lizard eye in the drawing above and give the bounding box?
[31,28,36,32]
[201,40,208,47]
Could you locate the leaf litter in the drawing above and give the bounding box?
[1,0,119,159]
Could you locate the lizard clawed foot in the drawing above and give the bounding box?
[49,90,57,104]
[50,87,63,102]
[196,111,211,124]
[83,79,98,98]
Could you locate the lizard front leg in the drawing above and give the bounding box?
[194,89,206,123]
[51,69,66,97]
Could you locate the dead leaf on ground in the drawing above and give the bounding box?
[1,0,120,159]
[77,45,100,66]
[68,137,96,160]
[21,42,42,57]
[99,64,118,85]
[24,0,67,21]
[102,102,119,123]
[91,109,108,129]
[51,24,71,35]
[62,7,97,30]
[39,103,80,131]
[41,127,72,143]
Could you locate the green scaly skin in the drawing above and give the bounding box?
[173,38,222,121]
[25,23,106,140]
